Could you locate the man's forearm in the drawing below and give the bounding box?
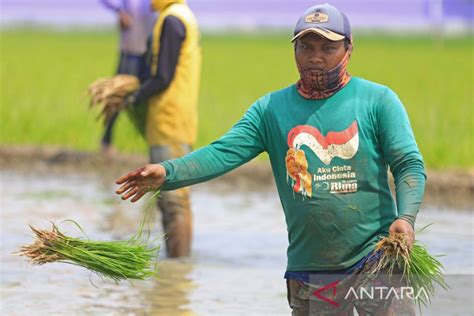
[160,103,267,190]
[134,15,185,105]
[133,77,168,104]
[394,158,426,227]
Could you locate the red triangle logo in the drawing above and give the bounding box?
[312,280,341,308]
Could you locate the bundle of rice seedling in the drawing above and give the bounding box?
[17,192,160,283]
[372,232,449,308]
[87,74,140,126]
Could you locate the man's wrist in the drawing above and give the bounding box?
[396,215,415,229]
[158,163,167,179]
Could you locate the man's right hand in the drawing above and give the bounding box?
[116,164,166,202]
[118,11,133,30]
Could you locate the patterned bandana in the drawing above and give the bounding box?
[296,44,353,100]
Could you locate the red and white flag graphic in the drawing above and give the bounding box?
[287,121,359,165]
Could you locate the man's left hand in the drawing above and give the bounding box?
[389,219,414,250]
[119,11,133,30]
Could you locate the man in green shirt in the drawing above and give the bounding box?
[116,3,424,314]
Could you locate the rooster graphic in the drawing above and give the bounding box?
[285,121,359,197]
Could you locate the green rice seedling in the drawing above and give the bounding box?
[17,191,161,283]
[372,232,449,309]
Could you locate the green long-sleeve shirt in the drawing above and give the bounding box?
[162,77,426,271]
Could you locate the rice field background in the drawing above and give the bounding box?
[0,30,472,169]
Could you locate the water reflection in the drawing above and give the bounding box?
[144,260,196,316]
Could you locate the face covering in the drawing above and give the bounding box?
[296,44,353,100]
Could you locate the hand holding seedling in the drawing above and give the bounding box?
[116,164,166,202]
[389,218,414,249]
[87,75,140,126]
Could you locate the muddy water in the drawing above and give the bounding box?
[1,169,472,315]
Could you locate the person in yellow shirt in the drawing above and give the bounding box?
[125,0,201,257]
[99,0,156,156]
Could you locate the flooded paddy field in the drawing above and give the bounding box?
[1,167,473,315]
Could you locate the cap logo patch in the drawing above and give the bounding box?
[305,12,329,24]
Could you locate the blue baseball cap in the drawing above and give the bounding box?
[291,3,351,42]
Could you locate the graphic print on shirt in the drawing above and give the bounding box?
[285,121,359,198]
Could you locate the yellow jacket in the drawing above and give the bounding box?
[147,0,201,146]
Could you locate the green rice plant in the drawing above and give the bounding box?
[17,191,161,283]
[372,231,449,308]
